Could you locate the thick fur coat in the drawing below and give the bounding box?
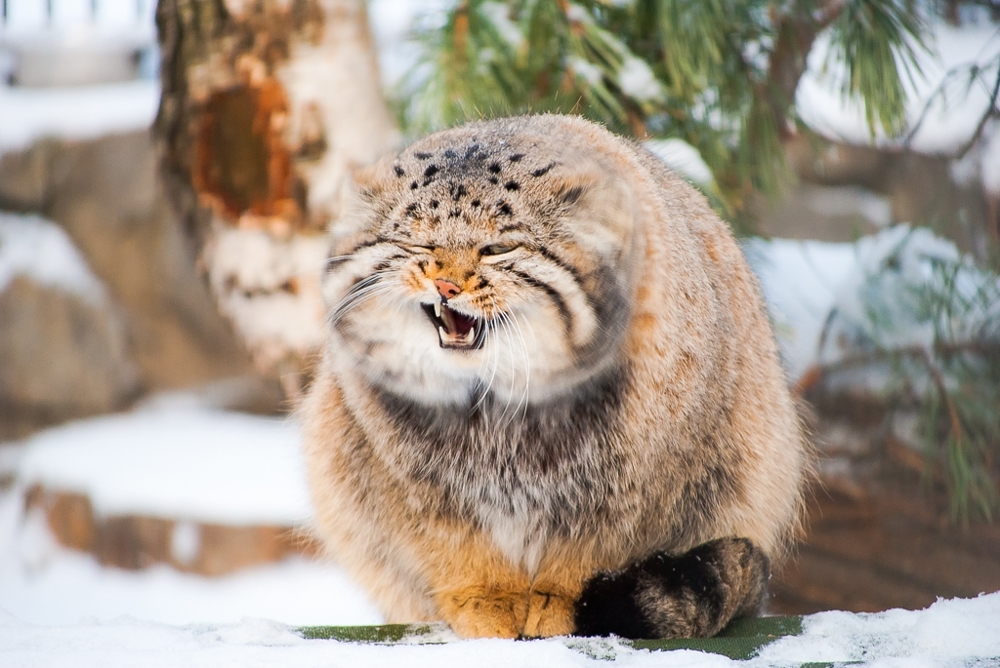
[301,115,806,639]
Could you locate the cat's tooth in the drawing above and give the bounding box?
[438,325,448,340]
[434,302,441,318]
[466,327,476,344]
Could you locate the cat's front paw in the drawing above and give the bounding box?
[439,588,530,639]
[523,589,576,638]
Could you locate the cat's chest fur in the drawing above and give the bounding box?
[362,366,630,569]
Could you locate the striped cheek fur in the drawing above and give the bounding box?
[320,168,632,406]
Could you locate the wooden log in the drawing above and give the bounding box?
[26,485,318,575]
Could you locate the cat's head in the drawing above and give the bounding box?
[322,117,638,407]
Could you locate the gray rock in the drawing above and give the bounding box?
[0,275,140,440]
[0,131,283,437]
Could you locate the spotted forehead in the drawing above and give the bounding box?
[382,137,560,235]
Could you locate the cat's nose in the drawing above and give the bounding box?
[434,279,462,299]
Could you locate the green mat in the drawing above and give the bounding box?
[300,614,803,660]
[628,615,803,659]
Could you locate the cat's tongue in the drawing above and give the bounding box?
[440,304,475,337]
[423,301,481,349]
[434,302,479,349]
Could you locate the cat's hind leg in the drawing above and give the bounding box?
[573,537,769,639]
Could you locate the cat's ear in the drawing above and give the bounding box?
[349,160,395,204]
[552,164,636,256]
[548,168,602,210]
[334,160,396,237]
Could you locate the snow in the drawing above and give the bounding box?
[0,615,727,668]
[14,401,312,525]
[618,57,663,103]
[1,0,153,32]
[756,594,1000,664]
[0,545,382,628]
[479,2,524,51]
[565,4,591,26]
[0,5,994,174]
[645,139,714,186]
[0,400,383,630]
[820,226,959,352]
[0,213,107,305]
[569,56,604,87]
[792,18,1000,197]
[203,227,329,362]
[796,20,1000,154]
[744,224,999,382]
[2,7,1000,665]
[744,236,858,380]
[0,79,158,155]
[1,551,998,668]
[368,0,452,89]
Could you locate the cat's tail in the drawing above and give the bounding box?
[573,537,770,639]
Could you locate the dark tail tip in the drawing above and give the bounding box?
[573,537,770,640]
[573,569,657,640]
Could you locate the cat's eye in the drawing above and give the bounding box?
[480,243,519,257]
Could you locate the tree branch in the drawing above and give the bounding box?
[796,338,1000,396]
[955,59,1000,159]
[762,0,846,140]
[920,348,966,448]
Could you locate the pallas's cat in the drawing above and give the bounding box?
[302,115,807,639]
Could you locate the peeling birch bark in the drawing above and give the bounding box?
[154,0,398,399]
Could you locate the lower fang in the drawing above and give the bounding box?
[466,327,476,344]
[438,325,447,339]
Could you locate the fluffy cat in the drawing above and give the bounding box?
[301,115,807,639]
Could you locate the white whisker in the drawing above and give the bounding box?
[504,311,531,428]
[495,310,521,428]
[511,311,533,420]
[327,272,400,328]
[475,298,503,416]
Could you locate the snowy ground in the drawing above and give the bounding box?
[2,400,1000,667]
[0,398,383,628]
[0,79,158,154]
[5,594,1000,668]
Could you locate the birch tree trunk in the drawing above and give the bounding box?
[154,0,398,400]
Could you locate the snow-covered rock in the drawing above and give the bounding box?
[15,402,312,525]
[0,214,138,439]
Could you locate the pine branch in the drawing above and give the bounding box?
[955,59,1000,158]
[397,0,933,214]
[902,58,984,150]
[804,339,1000,379]
[826,0,929,137]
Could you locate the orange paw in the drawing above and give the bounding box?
[522,589,576,638]
[440,589,530,639]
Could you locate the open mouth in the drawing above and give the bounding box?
[421,301,484,350]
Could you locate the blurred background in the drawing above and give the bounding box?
[1,0,999,627]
